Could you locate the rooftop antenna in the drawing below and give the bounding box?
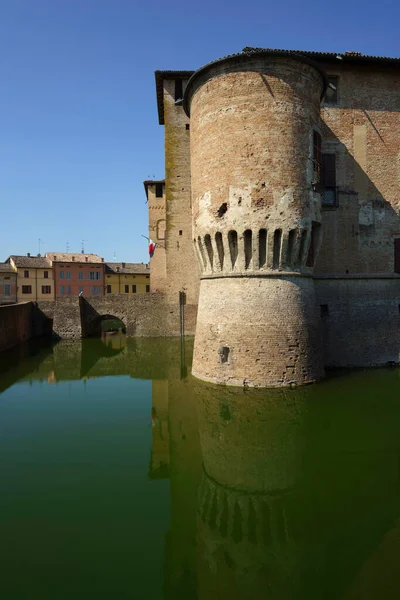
[38,238,43,255]
[66,241,70,252]
[81,239,86,254]
[113,252,116,261]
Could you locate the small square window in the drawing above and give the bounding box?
[175,79,183,101]
[155,183,163,198]
[185,124,190,130]
[320,304,329,317]
[179,230,182,235]
[324,76,338,105]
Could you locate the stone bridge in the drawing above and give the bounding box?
[39,293,197,340]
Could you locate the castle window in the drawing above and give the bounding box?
[320,304,329,317]
[287,229,296,269]
[298,230,308,268]
[219,346,230,364]
[215,232,224,270]
[197,236,207,271]
[324,76,338,105]
[185,124,190,130]
[258,229,267,268]
[273,230,282,269]
[155,183,163,198]
[244,230,252,269]
[321,154,337,207]
[228,231,238,269]
[204,234,214,269]
[175,79,183,101]
[179,230,182,235]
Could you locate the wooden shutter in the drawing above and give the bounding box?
[322,154,336,187]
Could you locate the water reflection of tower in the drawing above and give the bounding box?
[194,382,309,599]
[149,380,170,479]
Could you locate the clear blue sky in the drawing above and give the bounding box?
[1,0,398,263]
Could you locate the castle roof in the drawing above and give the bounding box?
[143,179,165,200]
[156,47,400,124]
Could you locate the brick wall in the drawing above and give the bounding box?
[48,294,197,339]
[187,56,325,386]
[0,302,52,353]
[315,276,400,367]
[147,182,167,292]
[315,63,400,275]
[163,78,200,304]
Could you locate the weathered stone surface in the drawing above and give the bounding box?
[187,56,325,386]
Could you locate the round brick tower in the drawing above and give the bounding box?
[184,49,327,387]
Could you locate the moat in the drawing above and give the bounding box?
[1,336,400,599]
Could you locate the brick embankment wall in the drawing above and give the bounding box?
[82,293,197,337]
[315,276,400,367]
[0,302,53,353]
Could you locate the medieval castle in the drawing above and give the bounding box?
[147,47,400,387]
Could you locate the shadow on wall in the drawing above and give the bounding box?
[315,120,400,275]
[314,120,400,368]
[79,297,127,338]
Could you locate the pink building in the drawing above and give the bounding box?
[46,253,105,298]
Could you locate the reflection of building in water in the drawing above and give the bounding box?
[192,378,400,600]
[149,380,169,479]
[100,331,127,352]
[194,383,307,599]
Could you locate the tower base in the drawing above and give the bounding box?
[192,275,324,387]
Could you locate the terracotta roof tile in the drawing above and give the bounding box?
[46,252,103,264]
[105,262,150,274]
[9,255,52,268]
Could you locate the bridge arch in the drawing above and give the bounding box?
[87,314,126,337]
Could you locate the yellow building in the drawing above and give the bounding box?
[7,255,54,302]
[105,262,150,295]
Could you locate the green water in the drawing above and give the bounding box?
[1,336,400,600]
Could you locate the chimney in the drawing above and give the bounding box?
[101,257,104,262]
[122,262,126,268]
[72,256,75,261]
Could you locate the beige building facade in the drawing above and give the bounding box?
[105,262,150,295]
[7,255,54,302]
[0,263,17,305]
